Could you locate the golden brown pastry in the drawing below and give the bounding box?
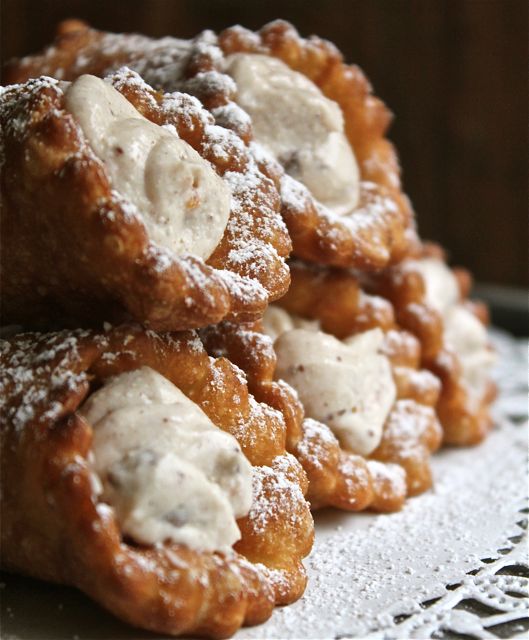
[1,67,290,331]
[360,244,497,445]
[201,309,442,513]
[281,258,496,446]
[219,21,418,269]
[5,19,417,271]
[0,325,313,637]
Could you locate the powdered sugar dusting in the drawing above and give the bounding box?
[232,332,527,639]
[99,35,291,299]
[212,101,252,133]
[247,454,307,537]
[108,53,291,304]
[385,400,437,451]
[235,419,526,638]
[367,459,407,498]
[280,173,312,213]
[3,60,288,326]
[0,76,61,168]
[217,270,267,305]
[395,365,441,396]
[0,336,524,638]
[0,331,93,431]
[297,418,338,471]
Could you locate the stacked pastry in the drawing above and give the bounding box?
[1,19,496,637]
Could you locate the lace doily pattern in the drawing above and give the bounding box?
[368,537,529,639]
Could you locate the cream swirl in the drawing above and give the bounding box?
[226,53,360,216]
[65,74,231,260]
[81,366,253,551]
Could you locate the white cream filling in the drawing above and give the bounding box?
[263,307,396,456]
[262,305,321,342]
[444,306,496,401]
[412,257,495,403]
[64,74,231,260]
[225,53,360,216]
[412,257,460,316]
[80,366,253,551]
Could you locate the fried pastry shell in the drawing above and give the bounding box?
[361,244,497,445]
[1,68,291,331]
[201,314,442,514]
[5,19,417,270]
[285,258,496,446]
[0,325,313,637]
[219,20,418,269]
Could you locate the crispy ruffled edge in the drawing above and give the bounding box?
[284,253,496,446]
[218,20,418,269]
[384,243,496,445]
[358,243,497,444]
[108,67,292,317]
[2,33,292,330]
[0,325,313,636]
[201,312,442,514]
[4,19,416,269]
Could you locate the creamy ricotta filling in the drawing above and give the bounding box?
[412,257,495,402]
[263,307,396,456]
[64,74,231,260]
[225,53,360,216]
[80,366,253,551]
[262,305,320,342]
[412,257,460,316]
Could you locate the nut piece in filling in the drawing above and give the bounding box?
[80,366,253,551]
[225,53,360,216]
[411,258,496,406]
[64,74,231,260]
[263,307,396,456]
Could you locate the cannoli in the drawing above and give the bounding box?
[1,67,291,330]
[277,258,496,446]
[360,244,497,445]
[0,325,313,637]
[201,302,442,513]
[5,19,417,270]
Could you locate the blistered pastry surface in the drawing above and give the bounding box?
[0,326,313,636]
[359,244,497,445]
[1,66,290,330]
[201,312,442,515]
[225,53,361,216]
[411,257,496,407]
[6,19,417,270]
[218,20,419,268]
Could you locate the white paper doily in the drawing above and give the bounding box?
[1,330,527,640]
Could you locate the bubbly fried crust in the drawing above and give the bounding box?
[218,20,418,268]
[0,326,313,637]
[1,71,290,332]
[270,260,443,497]
[3,19,131,83]
[279,260,444,358]
[282,256,495,446]
[359,243,497,445]
[201,315,442,513]
[5,19,416,270]
[282,259,443,379]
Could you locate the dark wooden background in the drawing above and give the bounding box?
[2,0,527,287]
